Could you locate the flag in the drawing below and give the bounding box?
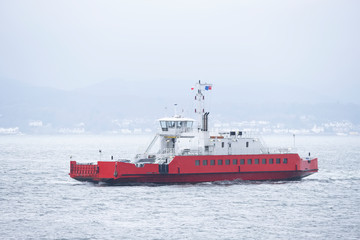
[205,85,212,90]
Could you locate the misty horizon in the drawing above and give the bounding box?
[1,1,359,134]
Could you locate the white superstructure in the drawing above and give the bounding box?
[135,81,281,164]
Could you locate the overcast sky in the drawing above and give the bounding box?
[0,0,359,103]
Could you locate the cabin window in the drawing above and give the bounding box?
[276,158,281,164]
[222,142,225,148]
[218,159,223,165]
[210,160,215,165]
[240,159,245,165]
[283,158,288,164]
[233,159,238,165]
[225,159,230,165]
[248,159,252,164]
[246,142,249,148]
[160,121,168,131]
[255,159,259,164]
[203,160,208,166]
[262,159,267,164]
[166,121,175,129]
[195,160,200,166]
[186,121,193,129]
[176,121,182,128]
[269,158,274,164]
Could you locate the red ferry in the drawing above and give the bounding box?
[69,81,318,184]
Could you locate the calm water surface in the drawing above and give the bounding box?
[0,135,359,240]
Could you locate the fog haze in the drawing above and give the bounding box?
[1,1,359,134]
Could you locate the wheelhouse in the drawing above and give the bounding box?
[158,117,195,133]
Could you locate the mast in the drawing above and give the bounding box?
[193,80,212,130]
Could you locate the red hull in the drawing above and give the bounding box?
[70,153,318,185]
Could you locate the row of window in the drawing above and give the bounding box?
[195,158,288,166]
[220,142,250,148]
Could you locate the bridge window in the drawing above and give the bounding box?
[225,159,230,165]
[168,121,175,128]
[218,159,223,165]
[195,160,200,166]
[269,158,274,164]
[283,158,288,164]
[255,159,259,164]
[233,159,238,165]
[248,159,252,164]
[160,121,168,131]
[276,158,281,164]
[240,159,245,165]
[182,121,193,129]
[262,159,267,164]
[203,160,208,166]
[160,120,194,132]
[210,160,215,165]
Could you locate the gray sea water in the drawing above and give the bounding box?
[0,135,359,240]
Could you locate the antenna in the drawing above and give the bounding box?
[293,134,296,148]
[174,103,178,117]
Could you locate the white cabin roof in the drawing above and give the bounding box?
[158,117,195,122]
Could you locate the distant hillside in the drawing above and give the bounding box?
[0,78,359,134]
